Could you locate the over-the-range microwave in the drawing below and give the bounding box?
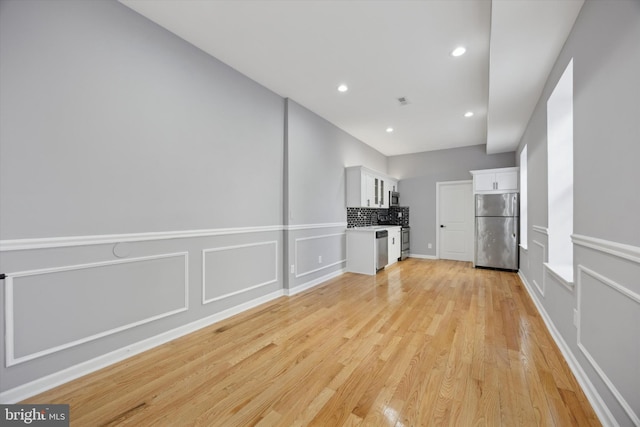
[390,191,400,207]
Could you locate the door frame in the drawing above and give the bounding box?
[435,180,474,260]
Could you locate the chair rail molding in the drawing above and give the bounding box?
[572,234,640,265]
[285,222,347,231]
[0,225,284,252]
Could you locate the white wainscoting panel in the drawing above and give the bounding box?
[531,240,546,297]
[532,225,548,235]
[5,253,189,367]
[286,269,345,297]
[577,265,640,426]
[0,289,284,404]
[518,270,618,427]
[202,241,278,304]
[294,233,346,278]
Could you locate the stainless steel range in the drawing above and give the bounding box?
[400,226,410,260]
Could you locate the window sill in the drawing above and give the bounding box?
[519,243,528,251]
[543,263,574,290]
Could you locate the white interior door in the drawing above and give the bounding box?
[437,181,473,261]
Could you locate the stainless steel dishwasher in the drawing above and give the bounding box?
[375,229,388,271]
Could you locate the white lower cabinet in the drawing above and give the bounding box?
[346,228,377,275]
[387,226,401,265]
[347,226,402,275]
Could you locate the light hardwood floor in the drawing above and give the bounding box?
[25,259,600,426]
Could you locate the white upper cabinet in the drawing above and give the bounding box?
[470,167,519,194]
[346,166,397,208]
[363,172,376,207]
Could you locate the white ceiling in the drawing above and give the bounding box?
[119,0,583,157]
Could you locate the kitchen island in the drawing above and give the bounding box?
[346,226,401,275]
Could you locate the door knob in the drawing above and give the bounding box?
[440,225,446,228]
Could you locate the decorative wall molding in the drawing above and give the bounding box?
[285,269,345,297]
[573,234,640,265]
[517,271,618,427]
[0,225,283,252]
[285,222,347,231]
[532,240,546,296]
[531,224,575,287]
[294,233,346,278]
[295,260,346,279]
[4,253,189,367]
[576,265,640,426]
[0,289,284,404]
[202,241,278,305]
[532,225,548,235]
[577,266,640,304]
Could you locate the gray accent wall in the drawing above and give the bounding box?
[0,0,284,239]
[286,99,387,226]
[5,3,636,425]
[517,1,640,426]
[0,0,284,394]
[0,0,391,396]
[284,100,387,291]
[388,144,515,257]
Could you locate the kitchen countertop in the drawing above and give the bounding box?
[347,225,401,232]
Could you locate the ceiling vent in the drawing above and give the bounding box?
[397,97,410,106]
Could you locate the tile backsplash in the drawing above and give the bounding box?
[389,206,410,227]
[347,206,409,228]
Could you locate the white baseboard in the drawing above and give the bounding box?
[1,264,346,402]
[409,253,437,260]
[285,268,345,296]
[0,289,284,404]
[517,271,617,427]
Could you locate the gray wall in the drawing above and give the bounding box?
[0,0,284,394]
[517,1,640,426]
[6,4,636,425]
[284,100,387,290]
[0,1,284,238]
[286,100,386,226]
[0,0,391,396]
[388,144,515,257]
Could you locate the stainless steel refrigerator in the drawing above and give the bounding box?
[474,193,519,270]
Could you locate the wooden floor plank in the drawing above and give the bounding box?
[23,259,601,426]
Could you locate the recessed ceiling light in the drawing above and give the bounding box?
[464,111,474,117]
[337,84,348,92]
[451,46,466,57]
[386,127,394,133]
